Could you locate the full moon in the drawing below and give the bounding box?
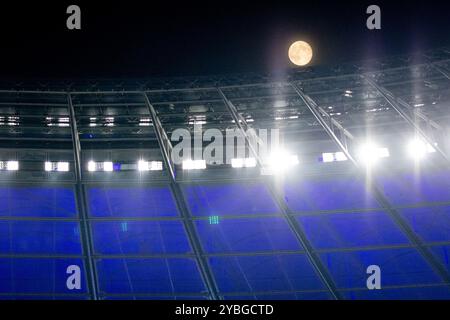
[288,41,313,66]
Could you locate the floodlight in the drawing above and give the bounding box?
[0,161,19,171]
[193,160,206,170]
[231,158,244,168]
[138,160,163,171]
[335,152,348,162]
[57,162,70,172]
[105,117,115,127]
[139,118,151,127]
[322,152,348,163]
[182,159,206,170]
[322,153,334,163]
[6,161,19,171]
[407,138,436,160]
[149,161,163,171]
[266,150,299,173]
[45,161,52,172]
[103,162,113,172]
[45,162,70,172]
[357,143,389,165]
[138,160,148,171]
[87,161,96,172]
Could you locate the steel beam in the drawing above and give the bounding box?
[362,77,444,134]
[143,93,176,180]
[0,56,449,95]
[67,93,99,300]
[362,75,450,164]
[217,88,264,167]
[218,86,343,300]
[291,82,450,286]
[142,92,220,300]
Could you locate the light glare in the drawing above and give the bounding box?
[407,138,436,160]
[103,162,113,172]
[357,143,389,165]
[6,161,19,171]
[0,161,19,171]
[45,161,52,172]
[182,159,206,170]
[57,162,70,172]
[138,160,163,171]
[267,150,299,173]
[87,161,96,172]
[46,162,70,172]
[322,152,348,163]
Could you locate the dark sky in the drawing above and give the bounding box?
[0,0,449,78]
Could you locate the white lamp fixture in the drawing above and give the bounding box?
[45,161,70,172]
[0,161,19,171]
[407,138,436,160]
[266,150,299,174]
[182,159,206,170]
[322,152,348,163]
[103,162,114,172]
[87,161,97,172]
[357,143,390,165]
[138,160,163,171]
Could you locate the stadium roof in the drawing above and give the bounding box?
[1,47,450,300]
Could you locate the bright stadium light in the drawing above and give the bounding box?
[138,160,148,171]
[266,150,299,173]
[87,161,117,172]
[7,161,19,171]
[139,118,151,126]
[45,161,52,172]
[322,152,348,163]
[0,161,19,171]
[231,157,257,168]
[407,138,436,160]
[357,143,390,165]
[138,160,163,171]
[45,162,70,172]
[150,161,163,171]
[335,152,348,161]
[182,159,206,170]
[103,162,113,172]
[231,158,244,168]
[57,162,70,172]
[87,161,97,172]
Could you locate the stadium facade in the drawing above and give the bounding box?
[1,48,450,300]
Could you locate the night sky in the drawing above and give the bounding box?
[0,0,449,79]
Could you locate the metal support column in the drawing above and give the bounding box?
[291,83,450,285]
[217,87,343,300]
[67,93,99,300]
[362,75,450,164]
[142,93,220,300]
